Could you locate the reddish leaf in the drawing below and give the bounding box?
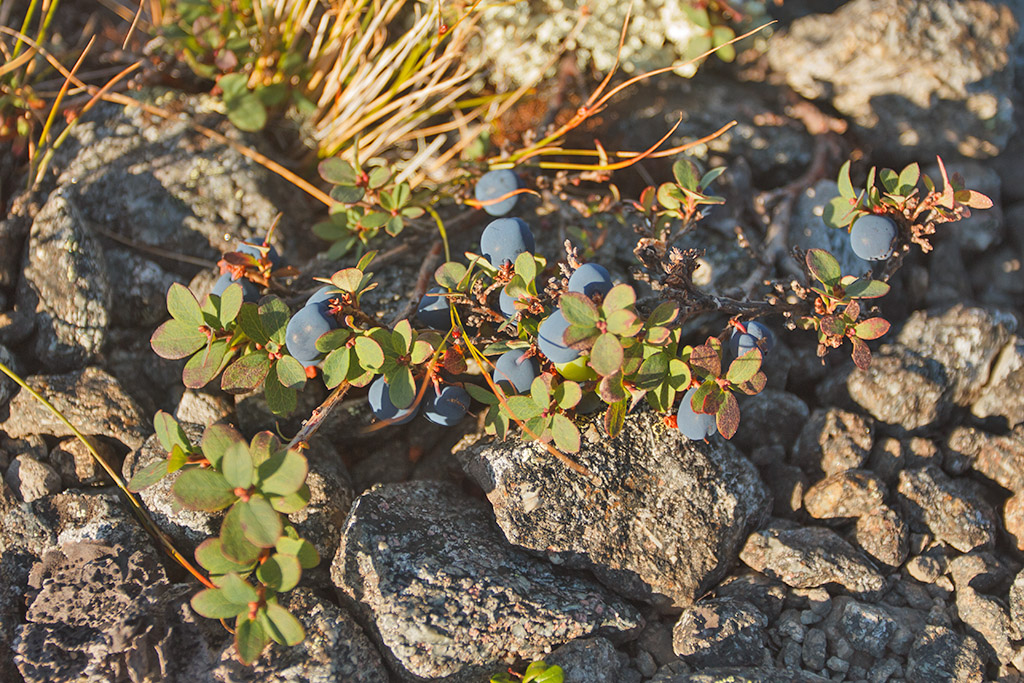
[850,336,872,370]
[854,317,890,340]
[689,344,720,378]
[716,392,741,439]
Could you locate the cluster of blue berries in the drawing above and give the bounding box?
[367,377,472,427]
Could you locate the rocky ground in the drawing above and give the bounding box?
[2,0,1024,681]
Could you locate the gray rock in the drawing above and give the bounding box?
[802,626,826,671]
[103,249,183,329]
[672,598,769,668]
[13,540,217,683]
[970,247,1024,311]
[759,461,806,518]
[15,189,110,371]
[3,367,148,450]
[945,425,1024,493]
[4,456,62,502]
[868,436,940,484]
[905,625,986,682]
[49,437,119,488]
[971,337,1024,428]
[853,505,909,570]
[791,408,873,476]
[713,571,787,622]
[789,180,872,277]
[332,481,642,682]
[0,343,17,410]
[739,525,887,597]
[546,637,622,683]
[955,585,1021,666]
[868,657,902,683]
[926,240,974,309]
[733,390,810,456]
[174,390,234,427]
[843,346,951,432]
[837,600,898,659]
[210,588,387,683]
[460,410,770,607]
[649,666,831,682]
[897,465,997,552]
[768,0,1019,164]
[803,470,886,520]
[895,305,1015,406]
[0,196,32,291]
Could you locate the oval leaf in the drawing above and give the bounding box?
[257,449,308,497]
[195,538,255,576]
[589,333,624,377]
[127,460,169,492]
[237,495,282,548]
[220,504,262,565]
[202,423,245,470]
[805,249,841,287]
[167,282,203,327]
[222,441,254,490]
[171,468,236,511]
[263,603,305,646]
[151,319,207,360]
[235,615,269,665]
[854,317,890,340]
[191,588,248,619]
[559,293,599,326]
[221,352,271,394]
[256,553,302,592]
[275,355,307,390]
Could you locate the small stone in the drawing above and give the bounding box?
[1010,570,1024,633]
[638,620,677,668]
[947,552,1012,593]
[546,637,623,683]
[740,525,886,597]
[868,657,901,683]
[897,465,997,552]
[0,435,48,463]
[780,638,803,669]
[174,390,234,427]
[672,597,769,668]
[713,571,787,620]
[733,390,810,455]
[906,550,948,584]
[832,635,854,661]
[802,627,827,671]
[854,505,909,569]
[777,610,807,643]
[971,339,1024,428]
[5,456,62,502]
[839,601,897,658]
[844,345,951,432]
[0,310,35,348]
[906,625,986,683]
[869,436,940,484]
[49,437,118,488]
[804,470,887,519]
[1006,491,1024,550]
[634,649,657,678]
[791,408,874,476]
[0,344,18,410]
[945,425,1024,492]
[760,461,807,518]
[826,655,850,673]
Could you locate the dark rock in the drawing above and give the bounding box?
[739,524,886,597]
[869,436,940,484]
[49,436,119,488]
[103,249,182,329]
[895,305,1016,406]
[790,180,872,278]
[460,410,770,607]
[713,571,787,621]
[802,626,826,671]
[837,600,898,658]
[970,248,1024,312]
[210,588,387,683]
[953,586,1021,666]
[946,425,1024,492]
[546,637,622,683]
[0,309,35,348]
[768,0,1019,165]
[0,197,32,291]
[4,456,62,502]
[897,465,997,552]
[15,189,111,371]
[924,240,974,310]
[649,665,830,682]
[332,481,642,682]
[733,390,810,456]
[853,505,909,570]
[1011,569,1024,635]
[843,346,952,432]
[13,541,217,683]
[0,343,17,411]
[803,469,886,519]
[971,338,1024,428]
[905,625,986,682]
[791,407,873,476]
[672,598,768,668]
[3,367,148,450]
[759,461,806,518]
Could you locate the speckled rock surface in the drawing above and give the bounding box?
[739,525,887,598]
[970,337,1024,428]
[2,367,147,450]
[897,465,997,553]
[768,0,1020,164]
[853,505,909,570]
[460,410,771,607]
[733,390,810,456]
[802,470,886,520]
[791,408,873,476]
[15,189,110,371]
[841,346,952,432]
[545,637,624,683]
[211,588,387,683]
[4,456,62,503]
[332,481,643,683]
[905,625,986,682]
[49,436,119,488]
[672,597,769,668]
[945,425,1024,493]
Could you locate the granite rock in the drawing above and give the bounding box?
[672,597,769,668]
[791,408,873,476]
[897,465,997,553]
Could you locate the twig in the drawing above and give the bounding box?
[287,381,352,449]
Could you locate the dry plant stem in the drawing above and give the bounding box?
[0,360,215,589]
[286,381,352,450]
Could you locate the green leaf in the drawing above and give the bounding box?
[202,423,245,470]
[221,352,272,393]
[688,344,721,379]
[222,441,254,490]
[367,166,390,189]
[854,317,890,340]
[555,381,582,409]
[248,432,281,468]
[257,552,302,592]
[514,251,538,284]
[269,484,311,514]
[711,25,735,61]
[218,283,243,327]
[550,414,581,453]
[506,395,543,421]
[635,352,670,390]
[263,603,305,646]
[823,195,858,229]
[195,538,255,575]
[257,449,308,497]
[331,267,365,293]
[191,588,248,619]
[435,262,467,290]
[127,459,169,492]
[466,383,499,404]
[805,248,842,288]
[167,282,203,327]
[183,340,231,389]
[604,398,627,439]
[726,348,762,384]
[258,297,291,345]
[837,160,854,199]
[879,168,898,193]
[844,278,890,299]
[171,468,237,511]
[319,158,357,185]
[672,159,699,191]
[354,336,385,368]
[276,536,319,569]
[264,364,297,416]
[524,662,564,683]
[237,302,269,345]
[602,283,636,312]
[275,355,307,390]
[237,495,282,548]
[235,615,269,665]
[321,348,351,389]
[331,184,365,204]
[150,319,207,360]
[589,333,624,377]
[386,366,416,410]
[224,90,267,132]
[221,504,262,565]
[560,293,600,327]
[154,411,190,454]
[646,301,678,328]
[605,309,641,337]
[391,320,414,355]
[598,372,627,403]
[657,182,683,210]
[315,328,349,354]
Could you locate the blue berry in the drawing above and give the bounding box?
[728,321,775,359]
[368,376,419,425]
[417,286,452,330]
[211,272,260,303]
[306,285,340,308]
[493,349,539,394]
[537,310,580,364]
[568,263,613,298]
[480,218,535,268]
[285,303,338,363]
[849,215,897,261]
[236,242,283,269]
[475,169,522,217]
[423,384,471,426]
[677,386,718,441]
[499,288,517,318]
